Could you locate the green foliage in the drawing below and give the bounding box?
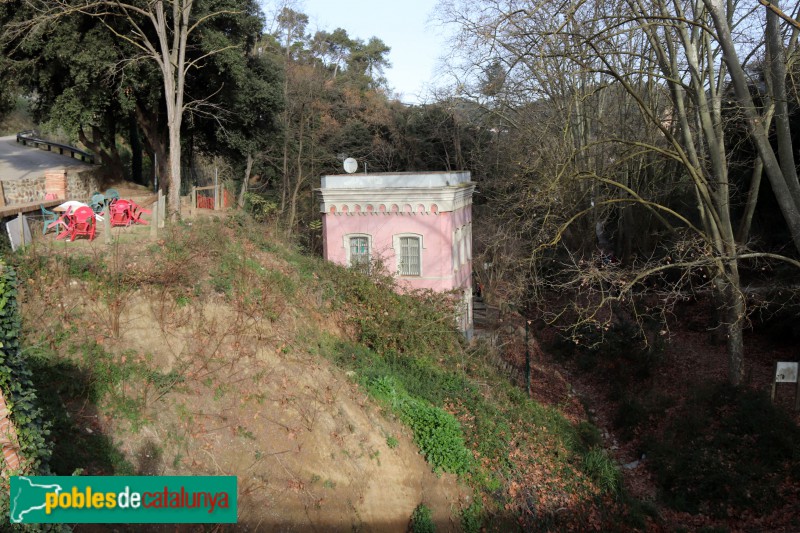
[320,334,604,511]
[400,397,473,475]
[646,383,800,516]
[0,262,52,472]
[0,262,63,530]
[243,192,278,222]
[265,269,296,298]
[64,253,106,281]
[313,258,463,359]
[582,448,621,494]
[209,250,237,295]
[367,376,473,475]
[460,500,484,533]
[575,421,603,450]
[385,435,398,449]
[409,503,435,533]
[0,95,35,137]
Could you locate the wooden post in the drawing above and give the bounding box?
[17,212,24,248]
[214,166,219,210]
[772,362,778,402]
[191,187,197,216]
[158,190,165,228]
[103,209,111,245]
[0,181,5,208]
[770,362,778,403]
[150,202,158,238]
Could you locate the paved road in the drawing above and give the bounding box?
[0,135,93,181]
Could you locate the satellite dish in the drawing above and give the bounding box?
[343,157,358,174]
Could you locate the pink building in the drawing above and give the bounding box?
[318,171,475,337]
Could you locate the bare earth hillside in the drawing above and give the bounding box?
[16,219,469,531]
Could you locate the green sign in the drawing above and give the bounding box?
[9,476,237,524]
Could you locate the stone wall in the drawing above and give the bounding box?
[1,176,45,204]
[66,168,102,201]
[1,167,101,205]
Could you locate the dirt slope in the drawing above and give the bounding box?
[18,221,469,531]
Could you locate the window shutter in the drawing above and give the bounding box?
[400,236,421,276]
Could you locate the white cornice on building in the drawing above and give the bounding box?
[321,171,471,189]
[317,172,475,214]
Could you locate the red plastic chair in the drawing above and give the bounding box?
[69,206,96,241]
[53,207,75,240]
[128,200,151,225]
[110,200,133,227]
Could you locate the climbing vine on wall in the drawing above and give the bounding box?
[0,261,52,473]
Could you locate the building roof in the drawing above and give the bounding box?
[320,171,471,190]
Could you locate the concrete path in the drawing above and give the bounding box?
[0,135,92,181]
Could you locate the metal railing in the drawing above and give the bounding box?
[16,130,96,165]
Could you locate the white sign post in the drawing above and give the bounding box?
[771,362,799,410]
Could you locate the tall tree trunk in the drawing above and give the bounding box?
[723,263,745,386]
[737,92,775,244]
[766,0,800,203]
[706,0,800,254]
[281,124,289,214]
[155,0,190,220]
[238,152,253,208]
[280,28,292,215]
[165,94,183,217]
[737,158,765,244]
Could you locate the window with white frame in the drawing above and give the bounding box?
[398,236,421,276]
[349,236,370,267]
[344,234,372,270]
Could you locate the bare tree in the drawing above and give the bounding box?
[440,0,800,385]
[15,0,241,218]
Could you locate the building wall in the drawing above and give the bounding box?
[319,172,475,336]
[324,208,459,292]
[0,167,101,205]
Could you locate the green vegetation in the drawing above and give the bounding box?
[368,375,473,475]
[409,503,435,533]
[459,499,484,533]
[0,262,54,524]
[243,192,278,222]
[582,448,621,495]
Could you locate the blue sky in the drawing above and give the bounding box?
[273,0,451,104]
